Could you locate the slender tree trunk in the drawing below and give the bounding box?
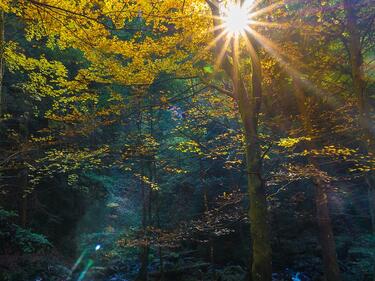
[156,196,164,281]
[136,98,149,281]
[245,140,271,281]
[368,177,375,281]
[18,111,30,228]
[200,159,216,280]
[137,184,151,281]
[0,10,4,116]
[314,180,342,281]
[294,81,342,281]
[344,3,375,278]
[369,179,375,234]
[206,3,271,280]
[137,172,150,281]
[234,38,272,281]
[138,242,149,281]
[343,0,367,115]
[343,0,375,236]
[19,168,29,227]
[206,190,216,281]
[157,246,164,281]
[155,166,164,281]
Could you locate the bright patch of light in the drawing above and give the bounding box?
[95,244,101,251]
[223,2,251,36]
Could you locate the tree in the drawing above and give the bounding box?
[2,1,274,279]
[1,1,374,281]
[0,10,4,115]
[205,1,272,280]
[343,0,375,235]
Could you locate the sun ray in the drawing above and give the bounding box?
[204,28,229,52]
[248,1,284,19]
[245,27,301,66]
[248,20,290,29]
[242,31,259,66]
[205,0,375,138]
[214,35,233,70]
[231,33,241,92]
[243,0,259,10]
[245,28,344,109]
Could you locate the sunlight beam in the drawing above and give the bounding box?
[215,35,233,69]
[245,28,343,109]
[248,1,284,19]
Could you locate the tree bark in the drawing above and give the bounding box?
[235,38,272,281]
[343,0,375,235]
[343,0,367,115]
[0,10,4,115]
[206,2,272,280]
[314,180,342,281]
[294,81,342,281]
[343,3,375,278]
[136,99,149,281]
[201,159,216,281]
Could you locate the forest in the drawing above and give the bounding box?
[0,0,374,281]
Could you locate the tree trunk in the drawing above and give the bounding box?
[138,175,152,281]
[245,141,271,281]
[369,177,375,234]
[206,3,272,280]
[136,98,149,281]
[343,0,375,235]
[234,37,272,281]
[136,168,150,281]
[155,186,164,281]
[0,10,4,115]
[201,159,216,281]
[20,169,28,227]
[294,80,342,281]
[314,180,342,281]
[343,0,367,115]
[344,3,375,278]
[137,245,149,281]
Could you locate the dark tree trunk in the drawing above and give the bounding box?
[235,38,272,281]
[137,246,149,281]
[0,10,4,115]
[294,80,342,281]
[20,170,28,227]
[343,3,375,278]
[343,0,375,236]
[314,181,342,281]
[343,0,367,115]
[136,98,149,281]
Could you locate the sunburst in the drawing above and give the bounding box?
[201,0,287,68]
[204,0,318,99]
[201,0,350,131]
[221,1,253,37]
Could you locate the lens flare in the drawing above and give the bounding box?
[220,0,256,37]
[77,259,94,281]
[223,3,250,35]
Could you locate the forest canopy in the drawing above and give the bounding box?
[0,1,374,281]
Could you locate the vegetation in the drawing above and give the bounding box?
[0,0,374,281]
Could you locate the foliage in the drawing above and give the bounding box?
[0,209,51,254]
[0,0,374,281]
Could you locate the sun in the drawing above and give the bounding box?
[222,2,252,36]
